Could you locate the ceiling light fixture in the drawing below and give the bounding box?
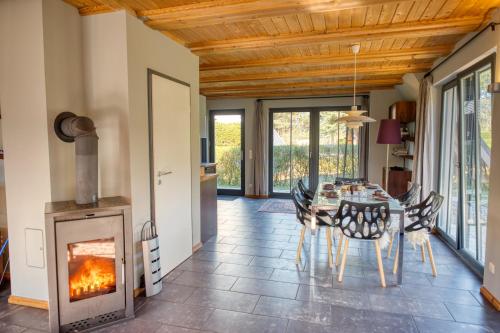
[335,44,376,129]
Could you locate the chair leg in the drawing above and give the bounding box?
[387,232,394,258]
[335,234,344,267]
[296,225,306,264]
[393,238,399,275]
[326,227,333,268]
[426,239,438,277]
[337,238,350,282]
[374,239,386,288]
[420,244,426,263]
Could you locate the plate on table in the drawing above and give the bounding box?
[373,196,389,201]
[322,183,335,191]
[366,185,378,189]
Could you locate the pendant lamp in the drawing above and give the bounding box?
[335,44,375,129]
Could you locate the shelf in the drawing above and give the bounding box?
[393,153,413,160]
[402,135,415,142]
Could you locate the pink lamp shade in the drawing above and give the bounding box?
[376,119,402,144]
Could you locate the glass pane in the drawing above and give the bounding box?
[461,73,478,258]
[213,114,242,190]
[319,111,340,183]
[477,67,492,264]
[272,113,292,193]
[291,112,310,187]
[318,111,361,184]
[439,86,459,242]
[68,238,116,302]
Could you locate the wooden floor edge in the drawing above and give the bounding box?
[480,286,500,311]
[134,287,145,298]
[192,242,203,253]
[8,295,48,310]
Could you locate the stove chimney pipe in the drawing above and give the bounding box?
[54,112,98,205]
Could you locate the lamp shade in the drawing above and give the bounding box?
[376,119,402,144]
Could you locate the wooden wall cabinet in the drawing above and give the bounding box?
[389,101,416,124]
[382,167,412,197]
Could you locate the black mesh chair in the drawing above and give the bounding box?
[387,183,421,258]
[297,179,314,201]
[395,182,421,207]
[332,200,391,287]
[335,177,367,185]
[392,191,444,277]
[291,188,335,267]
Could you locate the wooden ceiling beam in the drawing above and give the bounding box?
[75,1,137,17]
[141,0,400,30]
[189,17,483,55]
[201,63,432,83]
[200,45,452,71]
[204,87,394,98]
[77,5,113,16]
[201,78,403,93]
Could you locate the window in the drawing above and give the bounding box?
[438,56,493,268]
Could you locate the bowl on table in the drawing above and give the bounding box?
[320,190,338,198]
[322,183,335,191]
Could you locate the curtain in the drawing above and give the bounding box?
[253,100,268,196]
[412,75,438,199]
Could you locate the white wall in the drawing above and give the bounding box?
[125,13,200,286]
[200,95,208,138]
[367,89,405,185]
[0,0,52,301]
[430,24,500,300]
[83,13,131,200]
[43,0,87,202]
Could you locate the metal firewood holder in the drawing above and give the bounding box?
[141,220,162,297]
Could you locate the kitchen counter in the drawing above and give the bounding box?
[200,173,217,243]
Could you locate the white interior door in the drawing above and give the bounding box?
[151,73,192,276]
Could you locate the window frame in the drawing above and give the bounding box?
[436,53,495,275]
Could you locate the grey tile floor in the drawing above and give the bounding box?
[1,196,499,332]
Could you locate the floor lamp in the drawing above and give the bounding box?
[376,119,402,192]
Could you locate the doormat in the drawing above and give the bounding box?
[258,199,295,214]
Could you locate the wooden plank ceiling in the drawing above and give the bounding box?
[64,0,499,98]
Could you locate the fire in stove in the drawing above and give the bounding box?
[67,238,117,302]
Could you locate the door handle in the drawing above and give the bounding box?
[158,171,173,177]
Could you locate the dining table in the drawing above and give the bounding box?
[310,183,406,285]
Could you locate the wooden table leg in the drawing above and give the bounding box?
[397,211,404,285]
[311,207,317,236]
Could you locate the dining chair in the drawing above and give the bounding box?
[332,200,391,287]
[387,182,421,257]
[297,179,314,201]
[395,182,421,207]
[392,191,444,277]
[291,188,335,267]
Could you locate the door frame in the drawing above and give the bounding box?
[268,106,369,198]
[208,109,245,196]
[147,68,191,223]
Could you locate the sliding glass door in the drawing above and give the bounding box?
[271,111,311,194]
[438,56,493,268]
[269,108,365,196]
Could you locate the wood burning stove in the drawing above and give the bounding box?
[45,197,134,332]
